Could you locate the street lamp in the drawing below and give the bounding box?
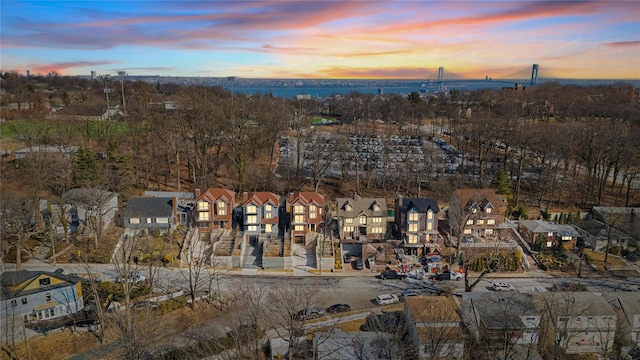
[117,71,127,115]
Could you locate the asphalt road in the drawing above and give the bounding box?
[4,259,640,312]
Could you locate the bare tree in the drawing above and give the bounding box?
[0,194,39,270]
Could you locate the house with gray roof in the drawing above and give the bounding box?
[574,219,634,251]
[518,220,580,250]
[395,196,441,256]
[336,195,387,242]
[123,197,180,233]
[604,292,640,350]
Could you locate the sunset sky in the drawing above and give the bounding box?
[1,1,639,79]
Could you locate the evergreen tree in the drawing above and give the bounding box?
[493,169,513,203]
[73,146,100,187]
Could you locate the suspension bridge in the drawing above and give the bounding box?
[423,64,556,89]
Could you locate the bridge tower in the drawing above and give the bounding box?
[437,67,444,82]
[530,64,539,86]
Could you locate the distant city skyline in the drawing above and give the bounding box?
[1,1,639,80]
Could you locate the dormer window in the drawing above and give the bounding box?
[427,211,433,220]
[345,204,353,212]
[373,204,380,212]
[39,278,51,286]
[409,212,418,222]
[486,207,492,213]
[472,208,477,213]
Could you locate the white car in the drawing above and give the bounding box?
[376,294,399,305]
[492,282,515,291]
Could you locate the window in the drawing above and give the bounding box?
[309,205,317,219]
[343,226,354,233]
[427,222,433,230]
[265,224,272,233]
[409,223,418,232]
[559,317,569,322]
[130,218,140,224]
[408,235,418,244]
[264,209,273,219]
[561,236,571,241]
[22,298,28,305]
[464,229,472,234]
[485,229,494,234]
[546,241,553,248]
[345,217,353,224]
[487,219,495,225]
[294,225,304,231]
[547,232,554,237]
[472,208,477,213]
[156,217,168,224]
[39,278,51,286]
[198,212,210,221]
[45,294,52,302]
[246,205,257,214]
[345,204,352,212]
[10,300,17,308]
[427,211,433,220]
[265,204,272,213]
[217,201,226,215]
[476,219,484,225]
[408,213,418,221]
[373,204,380,212]
[359,215,367,225]
[293,215,304,223]
[371,226,383,234]
[198,201,209,211]
[247,225,258,232]
[466,219,473,225]
[486,208,492,213]
[247,215,257,224]
[372,217,383,224]
[294,205,304,214]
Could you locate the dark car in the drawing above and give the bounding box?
[376,270,407,280]
[352,258,364,270]
[326,303,351,314]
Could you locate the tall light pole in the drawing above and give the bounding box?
[117,71,127,115]
[100,74,112,120]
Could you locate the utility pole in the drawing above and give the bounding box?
[100,74,112,120]
[117,71,127,115]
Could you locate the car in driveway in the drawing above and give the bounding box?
[294,306,325,321]
[375,294,399,305]
[116,272,148,284]
[326,303,351,314]
[376,270,407,280]
[492,282,515,291]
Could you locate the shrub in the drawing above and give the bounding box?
[609,245,621,255]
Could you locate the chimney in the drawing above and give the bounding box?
[172,197,178,225]
[243,191,248,202]
[195,188,201,198]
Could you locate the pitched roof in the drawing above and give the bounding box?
[336,197,387,216]
[288,192,325,206]
[64,188,117,206]
[401,197,439,213]
[455,188,507,211]
[463,292,538,330]
[196,188,236,203]
[405,296,460,323]
[242,192,280,207]
[124,197,174,218]
[1,270,78,300]
[519,220,580,237]
[535,292,617,317]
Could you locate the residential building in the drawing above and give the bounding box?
[450,189,509,239]
[536,292,617,357]
[312,328,398,359]
[287,192,325,243]
[194,188,235,231]
[1,270,84,337]
[40,188,118,236]
[604,293,640,349]
[123,197,181,233]
[336,195,387,241]
[574,219,633,251]
[591,206,640,249]
[395,196,440,256]
[241,191,280,236]
[144,191,195,226]
[461,292,540,348]
[518,220,580,250]
[405,296,464,359]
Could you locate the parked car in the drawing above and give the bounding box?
[116,272,148,284]
[430,270,462,281]
[375,294,399,305]
[400,290,420,301]
[294,306,325,321]
[326,303,351,314]
[492,282,515,291]
[352,258,364,270]
[376,270,407,280]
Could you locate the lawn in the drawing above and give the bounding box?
[583,249,628,272]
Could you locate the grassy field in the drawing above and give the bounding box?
[583,249,629,272]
